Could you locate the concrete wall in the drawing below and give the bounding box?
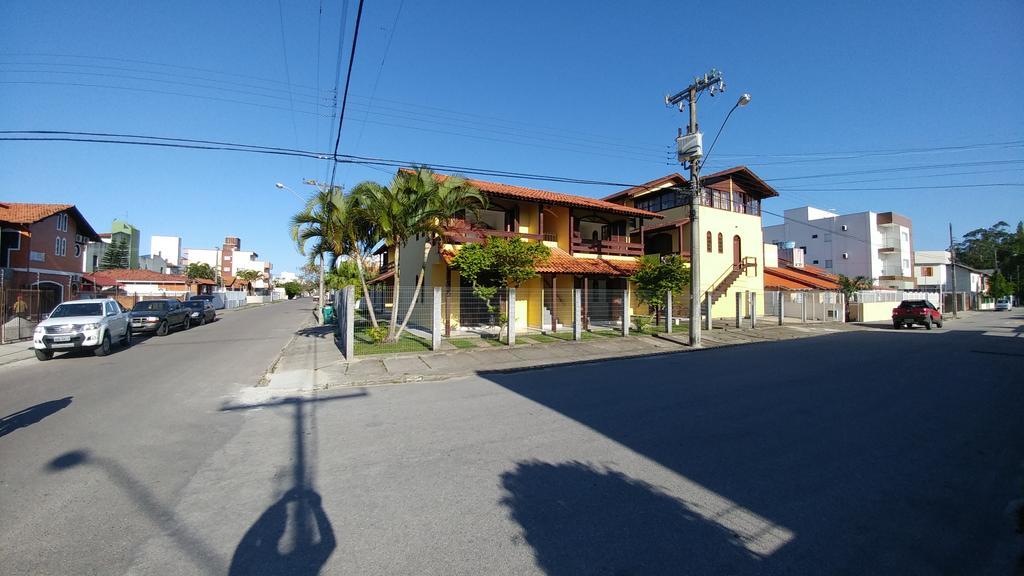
[698,206,765,318]
[849,301,895,322]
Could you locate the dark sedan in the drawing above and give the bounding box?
[130,299,191,336]
[182,300,216,326]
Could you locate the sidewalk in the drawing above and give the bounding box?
[264,319,865,390]
[0,339,34,367]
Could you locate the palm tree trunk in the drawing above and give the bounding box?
[395,239,432,339]
[354,251,378,328]
[318,254,326,314]
[388,242,401,339]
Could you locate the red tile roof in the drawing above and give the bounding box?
[403,169,661,219]
[602,166,779,203]
[764,265,840,291]
[0,202,100,240]
[85,269,190,286]
[367,269,395,285]
[440,245,639,277]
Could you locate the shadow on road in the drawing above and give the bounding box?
[0,396,72,439]
[221,391,366,575]
[485,328,1024,573]
[501,460,757,575]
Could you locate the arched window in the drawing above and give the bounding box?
[717,233,724,254]
[706,231,712,253]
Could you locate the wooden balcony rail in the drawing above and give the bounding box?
[571,232,644,256]
[444,227,544,244]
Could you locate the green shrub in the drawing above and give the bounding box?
[633,315,652,334]
[367,326,389,344]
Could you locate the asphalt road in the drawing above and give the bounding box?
[1,307,1022,575]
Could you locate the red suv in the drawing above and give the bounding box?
[892,300,943,330]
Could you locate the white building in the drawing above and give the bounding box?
[183,247,221,269]
[150,235,182,266]
[914,250,990,293]
[763,206,916,289]
[276,271,298,283]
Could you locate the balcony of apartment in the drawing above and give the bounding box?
[442,207,547,245]
[633,186,763,218]
[571,214,643,257]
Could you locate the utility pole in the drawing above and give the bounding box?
[949,223,958,318]
[666,69,725,347]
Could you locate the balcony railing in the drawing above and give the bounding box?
[571,232,644,256]
[444,219,545,243]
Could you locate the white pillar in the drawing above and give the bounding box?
[802,293,807,323]
[778,292,784,326]
[621,288,630,337]
[431,286,442,351]
[749,292,757,328]
[507,287,516,346]
[573,288,582,341]
[341,285,354,360]
[665,291,673,334]
[735,291,742,328]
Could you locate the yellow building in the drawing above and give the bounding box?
[601,166,779,318]
[369,172,660,334]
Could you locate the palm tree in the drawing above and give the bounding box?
[351,166,485,341]
[235,269,263,295]
[290,185,382,328]
[837,274,874,302]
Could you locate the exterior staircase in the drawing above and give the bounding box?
[707,257,758,307]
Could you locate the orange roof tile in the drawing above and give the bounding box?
[764,266,840,291]
[602,166,779,203]
[440,245,639,277]
[85,269,190,285]
[0,202,100,239]
[403,169,661,220]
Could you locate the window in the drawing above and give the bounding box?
[825,259,833,269]
[74,243,81,257]
[813,259,819,264]
[842,253,849,259]
[922,266,933,276]
[811,234,818,239]
[841,225,848,231]
[902,259,910,269]
[706,231,712,253]
[901,232,909,242]
[800,246,807,253]
[717,233,723,253]
[54,237,67,256]
[56,213,69,232]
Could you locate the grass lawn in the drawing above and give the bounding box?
[449,338,480,350]
[353,327,431,356]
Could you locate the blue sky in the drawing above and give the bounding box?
[2,0,1022,274]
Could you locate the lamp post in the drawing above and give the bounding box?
[666,70,750,348]
[277,182,324,308]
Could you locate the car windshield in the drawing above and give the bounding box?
[191,295,212,300]
[899,300,930,308]
[133,301,168,312]
[184,301,204,309]
[50,303,104,318]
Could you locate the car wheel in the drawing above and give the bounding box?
[924,317,932,330]
[35,349,53,361]
[156,321,169,336]
[893,321,901,329]
[936,317,943,328]
[122,327,132,347]
[199,315,206,326]
[94,333,111,356]
[183,316,191,330]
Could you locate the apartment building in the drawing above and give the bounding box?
[150,235,182,267]
[763,207,916,289]
[83,219,142,272]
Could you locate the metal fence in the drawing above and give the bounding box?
[343,285,630,357]
[2,287,61,343]
[763,290,844,322]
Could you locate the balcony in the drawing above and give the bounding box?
[571,232,644,257]
[443,219,544,244]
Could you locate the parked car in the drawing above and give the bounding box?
[130,299,191,335]
[190,293,225,310]
[892,299,943,329]
[995,297,1012,311]
[183,299,216,325]
[32,298,132,360]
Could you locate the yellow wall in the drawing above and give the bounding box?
[850,301,893,322]
[696,206,766,318]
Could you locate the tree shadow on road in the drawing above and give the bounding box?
[1,396,72,439]
[501,460,759,575]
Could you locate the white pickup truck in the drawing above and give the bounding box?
[32,298,132,360]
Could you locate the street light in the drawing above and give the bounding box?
[275,182,305,203]
[700,93,752,170]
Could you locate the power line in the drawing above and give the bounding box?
[776,183,1023,192]
[276,0,301,149]
[327,0,366,191]
[707,139,1024,164]
[0,135,328,159]
[764,160,1024,182]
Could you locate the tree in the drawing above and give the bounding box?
[839,272,872,317]
[450,237,550,332]
[631,255,690,324]
[351,166,486,342]
[290,185,381,329]
[987,271,1014,299]
[283,281,303,299]
[956,221,1012,270]
[99,239,130,270]
[235,269,262,294]
[186,262,216,281]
